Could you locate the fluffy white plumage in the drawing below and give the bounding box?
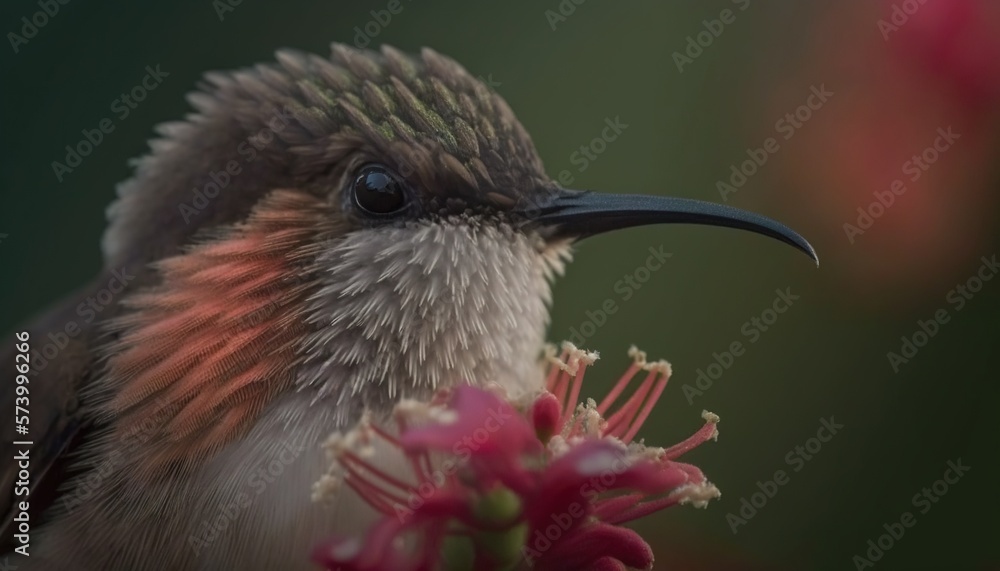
[300,217,572,422]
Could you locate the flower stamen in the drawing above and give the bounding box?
[313,344,721,571]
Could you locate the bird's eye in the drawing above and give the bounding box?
[351,164,409,217]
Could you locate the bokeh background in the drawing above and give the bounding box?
[1,1,998,569]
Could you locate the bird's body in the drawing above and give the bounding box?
[2,44,815,570]
[5,45,567,570]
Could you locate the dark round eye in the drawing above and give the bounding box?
[351,164,408,216]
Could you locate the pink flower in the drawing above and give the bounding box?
[311,344,720,571]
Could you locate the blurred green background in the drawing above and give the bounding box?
[1,1,998,569]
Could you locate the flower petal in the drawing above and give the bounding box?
[535,522,654,571]
[401,386,539,458]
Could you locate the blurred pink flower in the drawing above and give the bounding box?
[885,0,1000,110]
[763,0,1000,299]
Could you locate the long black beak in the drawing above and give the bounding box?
[523,189,818,265]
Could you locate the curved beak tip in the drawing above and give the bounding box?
[527,189,819,266]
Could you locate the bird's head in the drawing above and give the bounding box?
[96,44,815,466]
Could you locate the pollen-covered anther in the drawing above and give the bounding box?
[546,341,599,376]
[323,412,376,458]
[629,344,671,375]
[311,474,342,503]
[675,481,722,509]
[320,431,349,457]
[555,341,599,375]
[394,398,456,426]
[542,342,559,363]
[628,442,667,462]
[627,344,647,366]
[313,413,384,505]
[546,434,570,457]
[572,398,606,438]
[642,359,671,375]
[701,410,721,441]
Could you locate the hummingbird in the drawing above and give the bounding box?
[1,44,816,570]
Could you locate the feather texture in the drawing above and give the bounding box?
[94,190,337,476]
